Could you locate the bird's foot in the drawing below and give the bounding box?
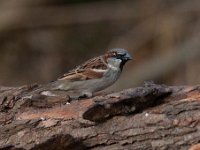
[78,92,93,100]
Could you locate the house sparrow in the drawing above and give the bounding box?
[40,48,132,99]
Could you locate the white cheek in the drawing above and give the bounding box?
[115,59,122,64]
[108,59,121,70]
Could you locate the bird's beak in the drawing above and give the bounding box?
[123,53,132,61]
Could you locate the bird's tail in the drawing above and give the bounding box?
[20,80,61,98]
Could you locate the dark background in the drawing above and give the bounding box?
[0,0,200,91]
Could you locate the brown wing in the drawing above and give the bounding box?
[79,56,107,70]
[58,56,107,81]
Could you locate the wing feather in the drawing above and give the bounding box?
[58,56,107,81]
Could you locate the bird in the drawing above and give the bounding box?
[40,48,132,99]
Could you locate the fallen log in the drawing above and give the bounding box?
[0,82,199,150]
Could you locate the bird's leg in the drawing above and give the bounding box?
[78,92,93,100]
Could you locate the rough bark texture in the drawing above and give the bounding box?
[0,82,200,150]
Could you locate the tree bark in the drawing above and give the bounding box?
[0,82,200,150]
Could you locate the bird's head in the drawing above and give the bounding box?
[105,48,132,70]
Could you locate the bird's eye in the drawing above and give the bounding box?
[118,53,125,57]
